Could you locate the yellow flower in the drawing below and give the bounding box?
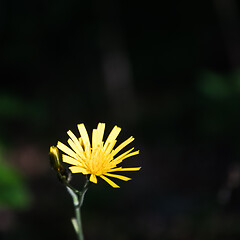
[56,123,140,188]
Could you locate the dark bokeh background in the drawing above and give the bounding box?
[1,1,240,239]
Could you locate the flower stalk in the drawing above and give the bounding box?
[67,178,90,240]
[50,146,90,240]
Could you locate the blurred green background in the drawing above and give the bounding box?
[1,0,240,239]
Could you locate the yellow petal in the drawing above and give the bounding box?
[103,125,121,150]
[67,130,84,152]
[92,129,98,149]
[113,150,139,165]
[67,138,85,159]
[104,173,131,181]
[90,174,97,183]
[112,136,134,156]
[77,123,91,148]
[110,148,136,166]
[79,137,84,148]
[69,166,89,174]
[100,175,120,188]
[92,123,105,149]
[57,141,76,158]
[62,154,80,166]
[108,167,141,172]
[104,140,117,155]
[96,123,105,144]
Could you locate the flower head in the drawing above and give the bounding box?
[56,123,140,188]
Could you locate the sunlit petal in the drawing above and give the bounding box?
[108,167,141,172]
[57,141,76,158]
[78,123,91,148]
[112,136,134,156]
[69,166,89,174]
[104,173,131,181]
[100,175,120,188]
[103,126,121,150]
[112,150,139,165]
[67,139,85,159]
[90,174,97,183]
[96,123,105,144]
[67,130,84,152]
[62,154,80,166]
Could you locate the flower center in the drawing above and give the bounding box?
[88,147,111,175]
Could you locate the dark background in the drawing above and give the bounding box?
[1,0,240,239]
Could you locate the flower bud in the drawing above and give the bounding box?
[49,146,61,171]
[49,146,70,181]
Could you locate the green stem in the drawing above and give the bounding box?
[66,178,90,240]
[75,204,84,240]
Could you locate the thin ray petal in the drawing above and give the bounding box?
[78,137,84,148]
[57,141,76,158]
[69,166,89,174]
[67,139,85,159]
[92,123,105,149]
[100,175,120,188]
[104,126,121,150]
[104,173,131,181]
[112,136,134,156]
[112,150,139,165]
[105,140,117,155]
[110,148,135,165]
[92,129,97,149]
[77,123,91,148]
[96,123,105,144]
[90,174,97,183]
[62,154,80,166]
[108,167,141,172]
[67,130,84,152]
